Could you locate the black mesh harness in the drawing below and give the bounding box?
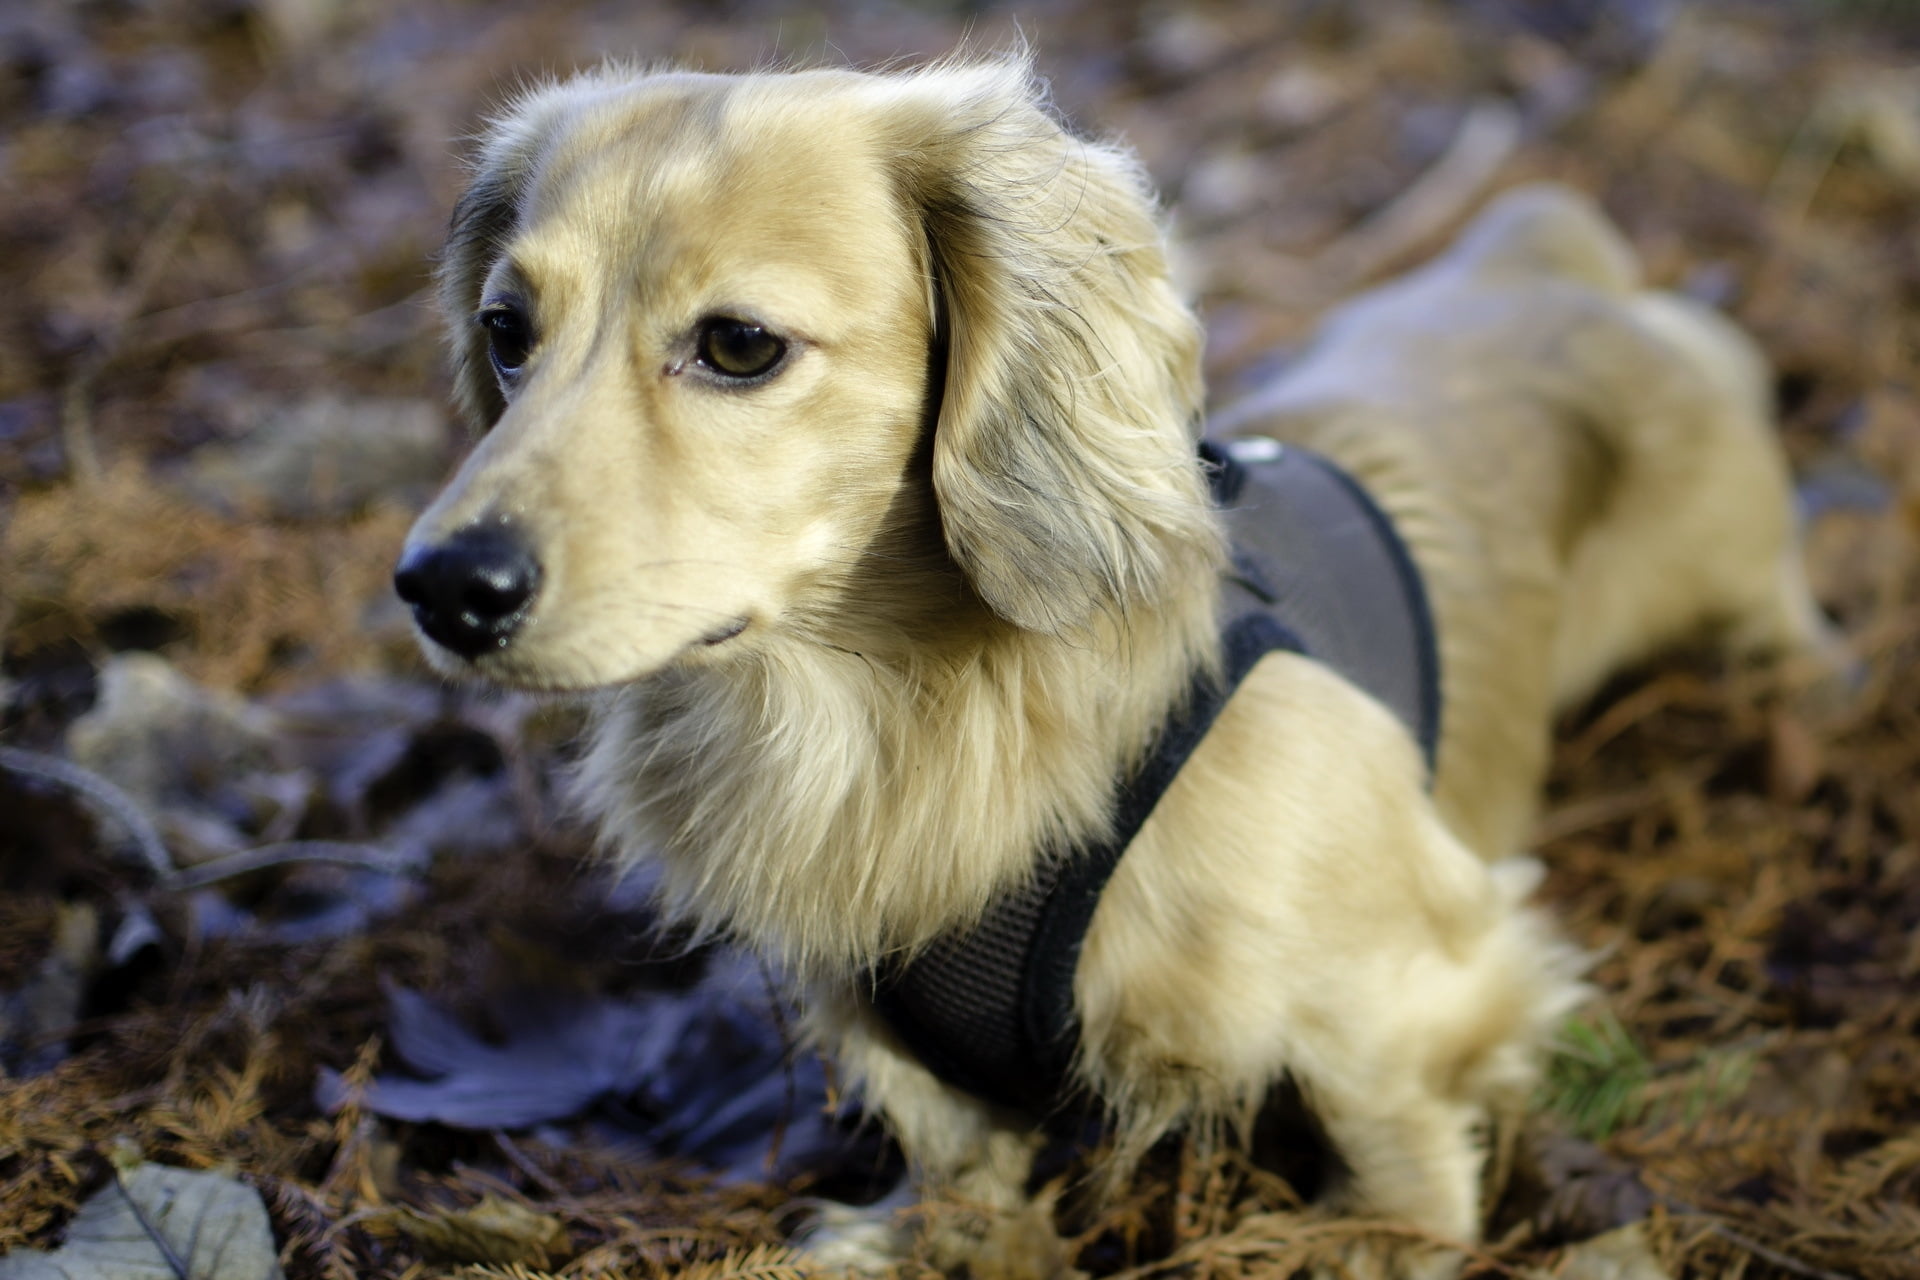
[867,438,1442,1116]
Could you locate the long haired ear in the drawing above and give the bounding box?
[882,59,1217,633]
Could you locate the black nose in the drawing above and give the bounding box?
[393,523,543,659]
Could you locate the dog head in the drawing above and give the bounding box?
[396,58,1213,690]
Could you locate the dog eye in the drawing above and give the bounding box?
[478,306,534,379]
[696,318,786,380]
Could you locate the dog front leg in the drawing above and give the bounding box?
[801,993,1063,1278]
[1304,1081,1482,1280]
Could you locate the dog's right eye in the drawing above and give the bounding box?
[695,318,786,381]
[479,306,534,380]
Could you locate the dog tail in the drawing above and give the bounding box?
[1627,290,1775,431]
[1444,183,1639,295]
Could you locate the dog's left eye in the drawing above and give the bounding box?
[696,318,786,381]
[479,306,534,380]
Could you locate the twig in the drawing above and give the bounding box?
[164,840,425,892]
[0,744,177,884]
[1555,672,1705,774]
[1533,781,1664,846]
[1315,98,1521,288]
[1705,1222,1857,1280]
[1766,101,1847,233]
[1533,765,1712,846]
[758,955,798,1175]
[492,1133,572,1202]
[0,746,425,894]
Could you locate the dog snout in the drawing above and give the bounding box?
[393,522,543,658]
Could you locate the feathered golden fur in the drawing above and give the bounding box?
[399,56,1838,1278]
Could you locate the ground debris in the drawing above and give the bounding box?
[0,1154,285,1280]
[379,1194,568,1269]
[5,1,1920,1278]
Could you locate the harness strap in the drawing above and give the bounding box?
[868,440,1441,1115]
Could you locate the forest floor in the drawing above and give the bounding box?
[4,1,1920,1277]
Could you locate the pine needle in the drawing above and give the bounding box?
[1540,1012,1759,1140]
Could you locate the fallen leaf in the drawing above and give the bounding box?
[0,1161,284,1280]
[1521,1127,1657,1244]
[315,981,695,1130]
[315,957,874,1183]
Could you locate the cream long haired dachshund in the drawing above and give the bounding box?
[395,57,1837,1277]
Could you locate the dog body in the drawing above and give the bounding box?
[1216,192,1837,868]
[397,60,1834,1276]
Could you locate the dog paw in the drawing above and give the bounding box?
[791,1196,912,1275]
[1308,1237,1464,1280]
[931,1195,1084,1280]
[1791,629,1866,720]
[794,1192,1081,1280]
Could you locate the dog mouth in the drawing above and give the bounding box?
[701,617,750,646]
[419,612,755,693]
